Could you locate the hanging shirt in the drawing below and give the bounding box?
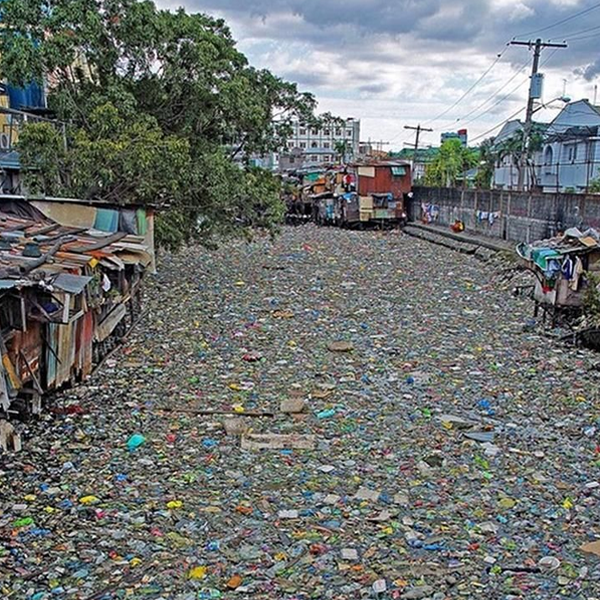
[562,256,575,280]
[569,257,584,291]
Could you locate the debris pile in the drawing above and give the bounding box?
[2,225,600,599]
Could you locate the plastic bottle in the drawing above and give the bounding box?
[126,434,146,451]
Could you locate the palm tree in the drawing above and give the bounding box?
[334,140,348,164]
[495,125,545,189]
[475,137,496,189]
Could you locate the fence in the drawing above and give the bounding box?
[0,106,66,154]
[410,186,600,243]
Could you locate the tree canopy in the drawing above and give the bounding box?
[474,137,495,190]
[0,0,320,248]
[424,139,479,188]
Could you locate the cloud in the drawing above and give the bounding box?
[358,83,390,95]
[506,2,535,21]
[581,58,600,81]
[157,0,600,144]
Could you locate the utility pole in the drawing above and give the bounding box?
[362,140,390,156]
[376,140,391,154]
[404,124,433,156]
[404,124,433,179]
[510,38,567,190]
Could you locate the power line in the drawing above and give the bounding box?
[553,23,600,39]
[565,31,600,42]
[517,1,600,37]
[461,78,529,128]
[435,59,531,132]
[422,45,511,126]
[389,43,513,148]
[461,47,560,134]
[435,50,556,133]
[469,106,526,144]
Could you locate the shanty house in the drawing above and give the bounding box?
[0,198,154,416]
[345,161,411,225]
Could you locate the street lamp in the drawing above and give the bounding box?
[532,95,571,114]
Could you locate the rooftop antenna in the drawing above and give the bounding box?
[594,84,598,106]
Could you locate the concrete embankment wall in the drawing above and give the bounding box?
[410,187,600,243]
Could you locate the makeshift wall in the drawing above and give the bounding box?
[411,187,600,243]
[358,167,411,198]
[31,200,156,273]
[32,200,96,229]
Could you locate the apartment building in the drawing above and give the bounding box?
[282,118,361,169]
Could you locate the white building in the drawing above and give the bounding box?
[492,120,526,190]
[282,118,360,169]
[537,99,600,193]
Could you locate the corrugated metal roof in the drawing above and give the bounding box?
[0,200,150,292]
[53,273,93,294]
[0,151,21,170]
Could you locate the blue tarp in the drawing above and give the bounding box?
[94,208,119,233]
[0,6,46,111]
[6,82,45,111]
[0,151,21,170]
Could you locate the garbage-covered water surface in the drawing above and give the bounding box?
[2,226,600,600]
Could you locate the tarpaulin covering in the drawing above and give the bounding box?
[94,208,119,233]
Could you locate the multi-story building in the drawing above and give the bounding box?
[281,118,361,170]
[538,99,600,193]
[441,129,468,147]
[491,100,600,193]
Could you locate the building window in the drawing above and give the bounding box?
[310,141,318,148]
[300,142,307,149]
[544,146,554,174]
[299,128,306,136]
[346,130,353,137]
[311,155,319,163]
[324,129,330,136]
[323,142,330,149]
[311,129,319,136]
[324,155,331,162]
[288,142,295,149]
[335,128,342,136]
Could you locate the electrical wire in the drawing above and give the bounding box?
[553,23,600,40]
[469,106,526,144]
[435,59,531,132]
[389,42,513,148]
[413,43,557,142]
[463,48,560,138]
[421,45,511,126]
[564,31,600,42]
[516,1,600,37]
[461,79,529,128]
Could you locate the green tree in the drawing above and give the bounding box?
[16,121,68,195]
[494,125,545,189]
[425,139,478,187]
[0,0,317,249]
[474,137,496,189]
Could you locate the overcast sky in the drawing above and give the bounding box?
[157,0,600,149]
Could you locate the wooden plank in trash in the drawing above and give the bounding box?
[95,304,127,342]
[241,433,316,450]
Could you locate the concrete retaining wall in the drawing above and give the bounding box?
[410,187,600,243]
